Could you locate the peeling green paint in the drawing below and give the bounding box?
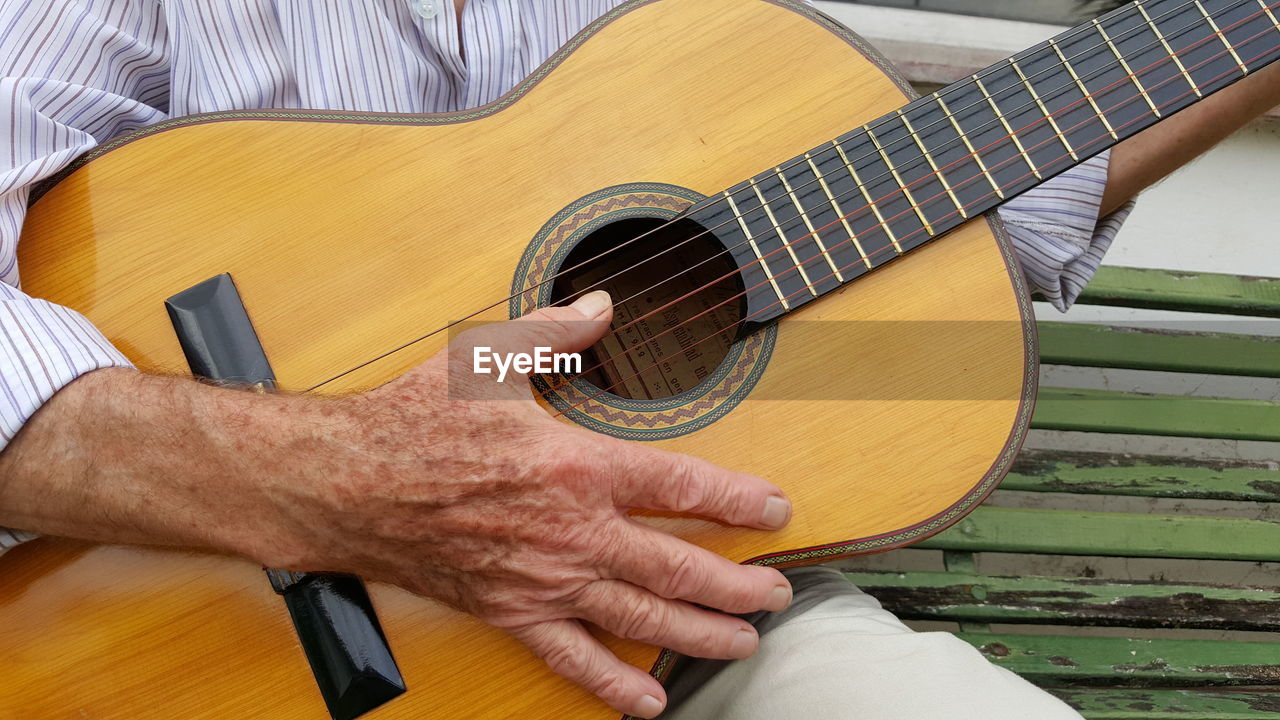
[1050,688,1280,718]
[914,507,1280,562]
[847,569,1280,630]
[1006,450,1280,502]
[953,633,1280,687]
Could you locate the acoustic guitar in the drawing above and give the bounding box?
[3,0,1276,717]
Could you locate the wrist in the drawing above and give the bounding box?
[217,391,368,569]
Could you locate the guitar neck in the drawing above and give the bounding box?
[694,0,1280,327]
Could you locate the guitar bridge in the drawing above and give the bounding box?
[166,273,406,720]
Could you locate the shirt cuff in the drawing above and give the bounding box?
[996,148,1136,311]
[0,287,134,554]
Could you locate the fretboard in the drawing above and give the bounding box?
[689,0,1280,327]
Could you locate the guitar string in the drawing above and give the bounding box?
[537,0,1240,315]
[531,2,1272,400]
[533,0,1270,377]
[551,34,1278,415]
[304,0,1239,391]
[528,0,1246,312]
[307,0,1245,391]
[546,26,1277,413]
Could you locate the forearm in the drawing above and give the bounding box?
[1101,60,1280,215]
[0,368,330,566]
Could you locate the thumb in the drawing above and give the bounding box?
[464,290,613,365]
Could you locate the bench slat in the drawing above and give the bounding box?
[934,266,1280,717]
[1032,388,1280,442]
[953,632,1280,686]
[1047,688,1280,719]
[1005,450,1280,502]
[1077,267,1280,317]
[1049,686,1280,717]
[846,571,1280,631]
[916,507,1280,561]
[1038,322,1280,377]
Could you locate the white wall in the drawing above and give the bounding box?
[1107,120,1279,277]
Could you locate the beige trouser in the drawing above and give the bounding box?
[661,566,1084,720]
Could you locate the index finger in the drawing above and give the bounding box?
[609,443,792,531]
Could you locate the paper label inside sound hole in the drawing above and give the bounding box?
[566,240,741,400]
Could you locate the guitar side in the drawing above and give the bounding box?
[1,1,1034,718]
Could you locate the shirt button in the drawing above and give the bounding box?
[413,0,440,19]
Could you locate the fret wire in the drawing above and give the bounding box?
[687,3,1260,310]
[1049,38,1120,140]
[1009,58,1079,161]
[701,8,1271,309]
[973,73,1042,180]
[1135,2,1203,97]
[814,0,1249,231]
[722,190,790,310]
[759,3,1264,304]
[834,141,903,255]
[867,125,936,236]
[897,110,967,219]
[777,165,844,281]
[778,6,1276,300]
[558,29,1280,415]
[321,0,1280,395]
[748,178,818,297]
[1093,18,1163,117]
[771,0,1243,257]
[1194,0,1248,71]
[804,151,868,271]
[1260,0,1280,34]
[581,19,1280,394]
[935,94,1004,199]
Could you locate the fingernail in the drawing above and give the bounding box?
[767,584,792,612]
[760,496,791,529]
[635,694,664,718]
[730,629,757,659]
[571,290,612,319]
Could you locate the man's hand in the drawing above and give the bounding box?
[270,291,793,717]
[0,291,792,719]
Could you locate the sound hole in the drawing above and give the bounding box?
[550,217,745,401]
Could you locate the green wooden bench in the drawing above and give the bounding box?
[846,266,1280,720]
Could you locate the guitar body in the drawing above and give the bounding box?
[0,0,1035,718]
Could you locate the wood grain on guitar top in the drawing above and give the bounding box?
[2,0,1034,717]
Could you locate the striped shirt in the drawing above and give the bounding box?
[0,0,1132,550]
